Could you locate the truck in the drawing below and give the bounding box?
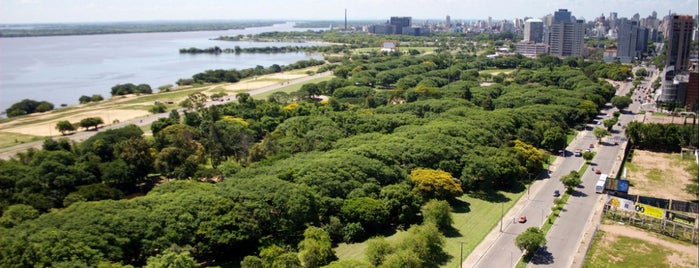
[595,174,608,194]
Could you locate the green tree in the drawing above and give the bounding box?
[515,227,546,255]
[149,103,167,114]
[144,249,197,268]
[297,226,336,268]
[592,128,610,143]
[341,197,389,233]
[560,170,582,192]
[541,127,567,151]
[603,117,618,131]
[55,120,76,135]
[397,223,446,267]
[365,237,393,267]
[421,199,453,231]
[582,151,595,163]
[611,96,632,111]
[380,183,422,226]
[0,204,39,228]
[79,117,104,131]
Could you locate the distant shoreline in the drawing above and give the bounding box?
[0,20,285,38]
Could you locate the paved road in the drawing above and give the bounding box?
[466,76,645,268]
[0,71,332,160]
[528,76,649,268]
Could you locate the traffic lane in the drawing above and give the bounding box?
[474,153,584,268]
[530,143,620,268]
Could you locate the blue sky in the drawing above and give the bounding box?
[1,0,697,23]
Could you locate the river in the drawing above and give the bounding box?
[0,22,327,112]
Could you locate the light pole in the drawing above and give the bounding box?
[459,242,464,268]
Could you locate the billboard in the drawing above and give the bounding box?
[665,211,697,226]
[606,195,635,212]
[605,179,630,193]
[634,203,665,219]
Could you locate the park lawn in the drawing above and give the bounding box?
[253,76,333,100]
[584,231,689,268]
[479,69,515,75]
[333,190,525,267]
[0,131,43,148]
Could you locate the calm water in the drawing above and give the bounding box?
[0,22,326,112]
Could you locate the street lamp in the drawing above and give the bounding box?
[459,242,464,268]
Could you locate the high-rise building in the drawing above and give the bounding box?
[665,14,694,72]
[553,9,572,23]
[524,19,544,43]
[446,15,451,27]
[548,9,584,57]
[617,18,649,62]
[390,17,412,35]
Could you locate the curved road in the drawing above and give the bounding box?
[0,71,332,160]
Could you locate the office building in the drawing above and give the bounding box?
[617,18,649,62]
[515,42,548,56]
[548,9,584,57]
[390,17,411,35]
[665,15,694,72]
[524,19,544,43]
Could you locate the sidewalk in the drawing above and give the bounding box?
[461,130,589,267]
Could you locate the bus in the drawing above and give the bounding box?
[595,174,608,194]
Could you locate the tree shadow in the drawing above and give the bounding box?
[449,198,471,213]
[571,190,588,197]
[530,246,555,265]
[468,190,511,203]
[443,225,463,238]
[501,181,526,193]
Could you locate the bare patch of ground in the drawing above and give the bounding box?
[2,109,150,137]
[600,223,699,266]
[643,113,697,125]
[626,150,696,201]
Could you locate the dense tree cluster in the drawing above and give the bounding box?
[0,50,617,266]
[4,99,54,117]
[110,83,153,96]
[78,94,104,104]
[625,122,698,152]
[179,45,350,55]
[180,58,325,85]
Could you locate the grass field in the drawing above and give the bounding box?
[479,69,515,75]
[0,131,43,148]
[253,76,333,100]
[333,190,526,267]
[584,230,697,268]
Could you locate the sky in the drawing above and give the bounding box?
[0,0,697,24]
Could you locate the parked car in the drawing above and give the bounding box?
[553,190,561,197]
[518,216,527,223]
[595,169,602,174]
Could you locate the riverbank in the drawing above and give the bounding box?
[0,67,327,157]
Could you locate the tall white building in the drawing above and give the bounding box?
[548,9,585,57]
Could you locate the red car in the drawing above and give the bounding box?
[518,216,527,223]
[595,169,602,174]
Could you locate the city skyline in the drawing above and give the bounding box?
[1,0,698,24]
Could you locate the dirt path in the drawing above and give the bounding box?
[600,224,698,262]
